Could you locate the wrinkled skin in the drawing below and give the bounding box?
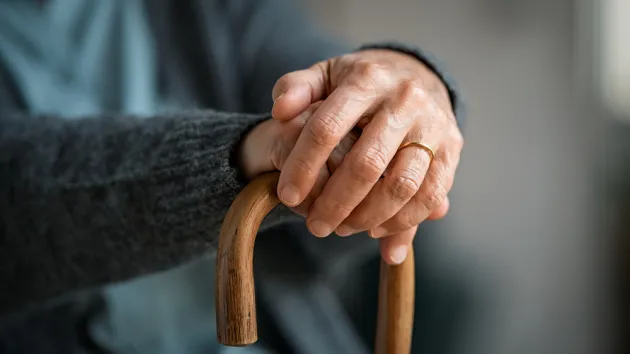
[241,49,463,264]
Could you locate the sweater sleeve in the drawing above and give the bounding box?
[0,110,296,315]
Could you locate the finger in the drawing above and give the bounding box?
[337,83,444,236]
[294,130,359,218]
[335,82,444,236]
[426,196,450,220]
[335,142,431,236]
[292,166,330,218]
[272,63,329,121]
[379,226,417,265]
[327,128,360,174]
[268,102,329,218]
[269,102,323,171]
[370,146,460,238]
[277,84,379,209]
[307,102,414,237]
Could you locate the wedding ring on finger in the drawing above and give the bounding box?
[397,141,435,162]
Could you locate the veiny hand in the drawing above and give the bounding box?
[270,49,463,264]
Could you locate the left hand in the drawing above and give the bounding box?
[271,49,463,264]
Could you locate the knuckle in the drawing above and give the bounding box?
[350,61,388,89]
[452,130,465,149]
[307,113,343,149]
[382,104,407,131]
[350,146,389,182]
[387,173,421,202]
[292,156,319,179]
[399,80,428,103]
[357,61,385,79]
[419,181,448,211]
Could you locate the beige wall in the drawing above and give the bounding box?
[305,1,606,353]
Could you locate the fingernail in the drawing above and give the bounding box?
[336,225,356,237]
[273,92,285,103]
[272,93,285,118]
[309,220,332,237]
[280,184,301,206]
[390,245,408,264]
[369,227,387,238]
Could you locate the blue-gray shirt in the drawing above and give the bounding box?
[0,0,163,117]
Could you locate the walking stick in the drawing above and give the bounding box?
[216,172,414,353]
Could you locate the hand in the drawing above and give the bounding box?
[271,49,463,263]
[240,102,358,217]
[241,105,420,264]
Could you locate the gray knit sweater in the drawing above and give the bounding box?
[0,110,288,316]
[0,0,463,318]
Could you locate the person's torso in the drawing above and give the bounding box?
[0,0,246,116]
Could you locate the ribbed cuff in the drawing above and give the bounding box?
[358,42,466,130]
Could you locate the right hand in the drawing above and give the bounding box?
[239,103,449,263]
[240,102,359,217]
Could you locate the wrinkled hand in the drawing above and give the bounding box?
[269,49,463,264]
[240,102,357,217]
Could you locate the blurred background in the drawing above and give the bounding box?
[304,0,626,353]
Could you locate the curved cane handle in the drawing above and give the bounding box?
[216,172,414,353]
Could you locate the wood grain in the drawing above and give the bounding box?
[216,171,415,353]
[375,249,415,354]
[216,172,281,346]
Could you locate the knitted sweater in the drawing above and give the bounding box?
[0,110,287,315]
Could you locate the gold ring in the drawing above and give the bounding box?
[397,141,435,161]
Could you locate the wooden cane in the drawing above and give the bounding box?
[216,172,414,353]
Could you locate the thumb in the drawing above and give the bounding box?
[271,62,329,121]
